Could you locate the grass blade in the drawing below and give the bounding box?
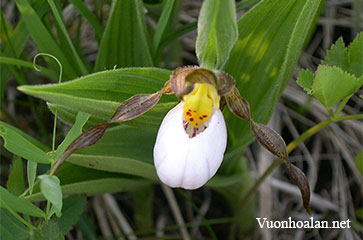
[47,0,88,75]
[15,0,77,79]
[151,0,180,61]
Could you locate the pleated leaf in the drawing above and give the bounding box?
[223,0,322,148]
[95,0,153,70]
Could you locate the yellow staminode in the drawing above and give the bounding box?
[183,83,219,127]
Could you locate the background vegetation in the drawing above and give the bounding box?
[0,0,362,239]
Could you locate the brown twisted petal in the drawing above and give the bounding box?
[170,67,217,99]
[214,71,235,96]
[288,164,311,215]
[250,121,288,161]
[51,122,111,175]
[225,86,251,120]
[110,91,163,123]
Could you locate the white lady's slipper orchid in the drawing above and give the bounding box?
[154,83,227,189]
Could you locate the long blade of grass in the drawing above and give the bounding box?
[15,0,77,79]
[151,0,179,60]
[47,0,88,75]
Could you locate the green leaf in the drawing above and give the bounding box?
[60,177,149,199]
[77,125,156,161]
[48,102,176,130]
[196,0,238,69]
[33,220,64,240]
[95,0,153,70]
[27,160,37,195]
[57,195,87,234]
[0,121,49,151]
[0,121,51,164]
[223,0,322,148]
[67,154,157,180]
[0,208,29,240]
[18,68,176,129]
[55,112,90,160]
[323,38,350,72]
[15,0,77,79]
[348,32,363,77]
[38,175,63,217]
[297,69,314,94]
[0,186,45,217]
[47,103,103,128]
[7,157,25,196]
[312,65,363,109]
[355,151,363,174]
[62,124,157,179]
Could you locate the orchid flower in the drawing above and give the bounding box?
[58,67,311,213]
[153,83,227,189]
